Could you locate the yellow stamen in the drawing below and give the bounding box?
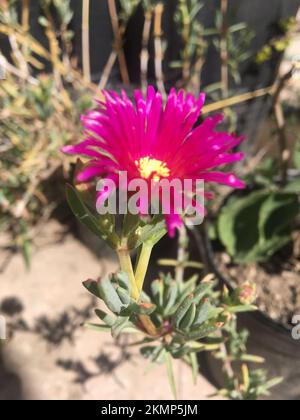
[135,157,170,181]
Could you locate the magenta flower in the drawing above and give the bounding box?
[62,86,245,237]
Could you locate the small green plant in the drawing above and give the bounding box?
[66,166,280,400]
[213,17,254,86]
[173,0,207,91]
[217,139,300,263]
[217,364,283,401]
[218,189,299,263]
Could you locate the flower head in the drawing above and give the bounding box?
[62,86,245,237]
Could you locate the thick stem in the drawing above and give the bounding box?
[135,243,153,294]
[117,249,139,301]
[117,248,157,336]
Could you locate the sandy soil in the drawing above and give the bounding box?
[0,221,219,400]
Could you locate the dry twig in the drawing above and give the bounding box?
[153,3,166,100]
[108,0,130,85]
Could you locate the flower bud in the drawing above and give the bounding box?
[235,282,257,305]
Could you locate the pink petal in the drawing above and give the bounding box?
[165,213,183,238]
[200,172,246,189]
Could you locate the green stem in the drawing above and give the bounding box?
[175,226,188,284]
[117,247,157,336]
[117,249,139,301]
[135,243,153,295]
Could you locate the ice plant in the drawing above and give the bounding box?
[62,87,282,399]
[62,86,245,238]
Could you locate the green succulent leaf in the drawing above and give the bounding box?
[193,282,214,305]
[189,352,199,385]
[193,301,211,327]
[82,279,102,299]
[111,316,131,338]
[111,271,131,291]
[187,324,217,340]
[179,303,197,330]
[66,184,119,249]
[116,287,131,306]
[225,304,257,314]
[135,216,167,248]
[174,294,194,328]
[95,309,115,327]
[97,277,126,314]
[166,352,177,399]
[85,323,111,332]
[164,281,179,315]
[120,301,156,317]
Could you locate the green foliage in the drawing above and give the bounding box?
[0,0,93,265]
[212,317,282,400]
[218,365,283,400]
[173,0,207,85]
[218,190,299,263]
[66,184,119,249]
[218,145,300,264]
[66,184,167,250]
[213,12,254,85]
[83,266,280,400]
[256,16,296,64]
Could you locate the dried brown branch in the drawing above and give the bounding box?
[202,85,273,114]
[98,50,117,90]
[3,7,29,78]
[108,0,130,85]
[21,0,30,33]
[153,2,166,100]
[180,0,192,86]
[220,0,229,97]
[2,58,38,85]
[82,0,91,83]
[141,7,153,94]
[272,66,295,186]
[189,55,205,96]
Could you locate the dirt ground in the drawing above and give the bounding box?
[0,221,220,401]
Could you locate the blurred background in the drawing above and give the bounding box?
[1,0,300,400]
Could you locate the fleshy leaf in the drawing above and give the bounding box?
[66,184,119,249]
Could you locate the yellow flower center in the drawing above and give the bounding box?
[135,157,170,182]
